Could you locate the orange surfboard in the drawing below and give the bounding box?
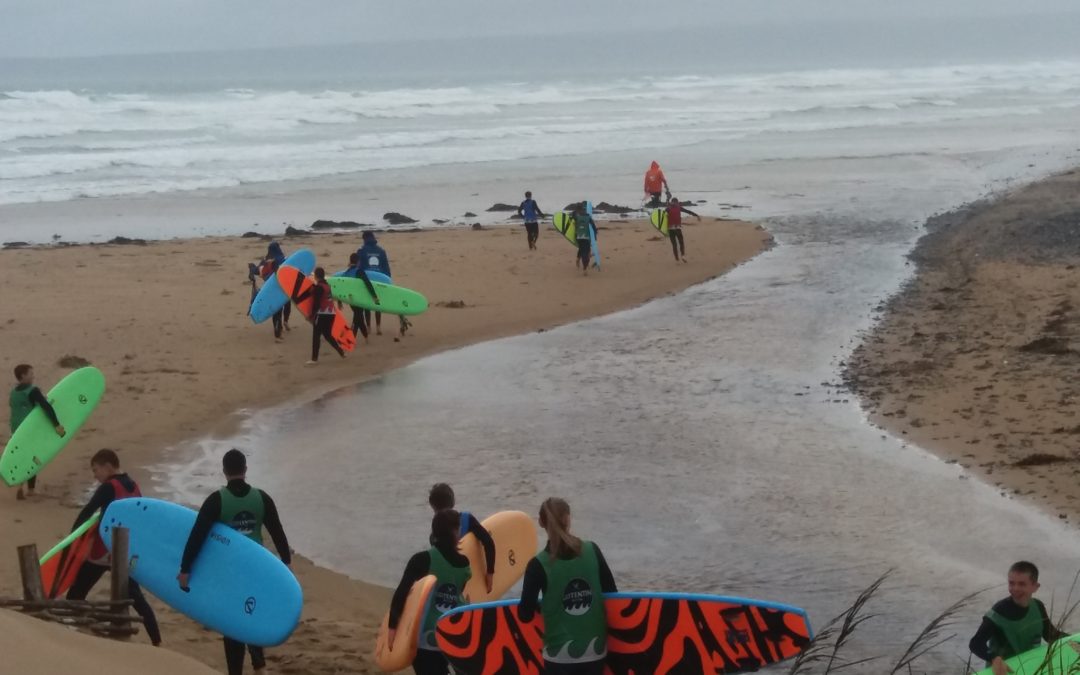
[276,266,356,353]
[374,575,436,671]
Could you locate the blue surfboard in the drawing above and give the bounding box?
[248,249,316,324]
[586,200,600,270]
[101,497,302,646]
[333,268,392,285]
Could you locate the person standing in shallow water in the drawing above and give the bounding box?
[518,498,617,675]
[517,190,546,250]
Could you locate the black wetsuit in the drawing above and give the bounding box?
[969,597,1064,663]
[181,479,292,675]
[299,282,344,361]
[12,385,60,490]
[348,266,379,338]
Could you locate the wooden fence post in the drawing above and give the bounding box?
[17,544,44,602]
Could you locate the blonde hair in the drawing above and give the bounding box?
[539,497,582,559]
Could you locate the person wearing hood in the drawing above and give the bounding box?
[644,161,670,207]
[261,241,291,341]
[357,232,391,336]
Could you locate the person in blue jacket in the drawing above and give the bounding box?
[517,190,546,251]
[357,232,391,336]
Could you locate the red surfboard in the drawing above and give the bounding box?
[276,266,356,353]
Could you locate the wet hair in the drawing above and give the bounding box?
[525,191,532,198]
[429,483,456,511]
[1010,561,1040,582]
[349,253,358,265]
[431,509,460,549]
[362,231,375,242]
[223,448,247,476]
[13,364,32,381]
[314,267,326,281]
[90,448,120,468]
[539,497,582,559]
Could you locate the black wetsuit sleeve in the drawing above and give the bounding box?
[969,617,1001,662]
[389,552,431,629]
[260,491,292,565]
[517,558,546,622]
[355,268,379,301]
[467,519,496,575]
[1038,600,1066,642]
[594,544,617,594]
[680,206,700,218]
[72,482,115,530]
[29,388,61,427]
[179,491,223,574]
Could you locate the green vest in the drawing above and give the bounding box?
[986,601,1044,659]
[575,216,591,240]
[9,385,34,433]
[218,487,264,545]
[538,541,607,663]
[420,547,471,651]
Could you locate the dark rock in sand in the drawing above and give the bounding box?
[509,214,523,220]
[437,300,467,309]
[107,236,148,246]
[433,219,448,225]
[463,212,477,218]
[57,354,92,369]
[311,220,369,230]
[383,212,418,225]
[284,226,311,237]
[471,223,484,230]
[486,203,518,212]
[2,241,30,249]
[1018,336,1075,355]
[595,201,636,215]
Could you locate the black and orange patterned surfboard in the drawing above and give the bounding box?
[436,592,812,675]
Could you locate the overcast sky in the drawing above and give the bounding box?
[4,0,1080,59]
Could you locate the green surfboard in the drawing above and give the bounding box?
[1,367,106,486]
[327,277,429,316]
[650,208,670,236]
[973,633,1080,674]
[552,211,577,245]
[40,512,100,564]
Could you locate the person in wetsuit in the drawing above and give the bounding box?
[178,449,292,675]
[519,497,617,675]
[665,197,700,263]
[428,483,494,595]
[969,561,1066,675]
[517,190,546,251]
[388,509,472,675]
[343,253,380,342]
[573,204,597,276]
[298,267,346,365]
[261,241,291,341]
[67,449,161,646]
[358,231,391,336]
[9,363,65,500]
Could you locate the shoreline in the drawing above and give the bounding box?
[0,216,770,673]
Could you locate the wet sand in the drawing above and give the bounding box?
[846,167,1080,523]
[0,217,768,672]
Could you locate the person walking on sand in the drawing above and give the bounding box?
[387,509,472,675]
[573,204,597,276]
[67,449,162,645]
[261,241,292,342]
[428,483,494,595]
[343,252,380,343]
[297,267,345,366]
[517,190,546,251]
[178,449,292,675]
[644,161,670,207]
[969,561,1066,675]
[358,231,391,336]
[518,498,617,675]
[666,196,700,263]
[9,363,65,500]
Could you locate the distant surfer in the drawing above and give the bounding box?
[67,449,161,645]
[387,508,472,675]
[518,498,617,675]
[299,267,346,365]
[178,449,292,675]
[573,204,598,276]
[428,483,495,595]
[666,196,701,263]
[644,161,670,207]
[344,252,380,343]
[517,190,547,250]
[9,363,65,500]
[261,241,291,342]
[969,561,1065,674]
[358,231,391,336]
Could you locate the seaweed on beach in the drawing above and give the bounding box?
[57,354,91,369]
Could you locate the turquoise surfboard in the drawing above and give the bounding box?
[102,497,302,646]
[587,200,600,269]
[334,269,392,285]
[249,249,315,324]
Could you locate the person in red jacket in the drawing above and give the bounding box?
[302,267,345,365]
[644,161,670,207]
[666,196,700,263]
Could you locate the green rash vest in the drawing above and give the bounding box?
[9,385,34,433]
[538,541,607,664]
[420,546,471,650]
[987,601,1045,659]
[218,487,264,545]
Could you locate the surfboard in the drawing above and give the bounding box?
[437,592,813,675]
[460,511,538,603]
[552,212,577,245]
[374,575,437,672]
[40,512,101,599]
[650,208,670,236]
[101,497,302,647]
[973,633,1080,674]
[248,249,315,324]
[1,367,106,487]
[327,277,429,316]
[587,201,601,270]
[333,269,392,285]
[275,266,357,353]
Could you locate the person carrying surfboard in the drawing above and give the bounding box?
[969,561,1066,674]
[518,497,617,675]
[178,449,292,675]
[644,161,670,207]
[517,190,547,251]
[298,267,347,365]
[428,483,495,595]
[261,241,292,341]
[9,364,65,500]
[66,449,162,645]
[358,231,391,336]
[666,196,700,263]
[573,204,598,277]
[388,508,472,675]
[343,252,380,342]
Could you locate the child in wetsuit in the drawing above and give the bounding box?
[428,483,494,595]
[9,363,65,499]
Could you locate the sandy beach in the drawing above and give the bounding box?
[846,167,1080,522]
[0,216,769,673]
